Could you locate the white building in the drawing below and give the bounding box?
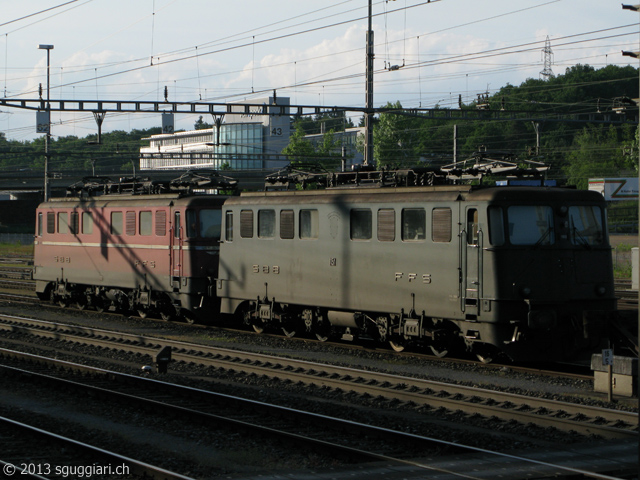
[139,96,365,171]
[140,96,290,171]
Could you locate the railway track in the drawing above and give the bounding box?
[0,347,636,480]
[0,314,636,441]
[0,415,194,480]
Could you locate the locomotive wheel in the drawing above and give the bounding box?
[476,353,493,364]
[389,340,405,353]
[429,345,448,358]
[75,296,87,310]
[282,327,296,338]
[474,344,499,364]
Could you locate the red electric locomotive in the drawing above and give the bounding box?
[32,174,232,322]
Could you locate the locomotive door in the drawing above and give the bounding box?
[170,210,183,278]
[460,207,483,318]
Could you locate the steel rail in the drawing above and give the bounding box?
[0,348,632,480]
[0,415,196,480]
[0,314,636,440]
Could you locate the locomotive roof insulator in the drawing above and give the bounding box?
[265,150,550,190]
[65,169,237,198]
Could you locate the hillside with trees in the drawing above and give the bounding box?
[291,64,639,189]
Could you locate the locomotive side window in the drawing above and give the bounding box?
[280,210,294,239]
[139,211,152,236]
[488,206,505,246]
[507,206,554,245]
[350,209,372,240]
[467,209,479,245]
[401,208,425,241]
[58,212,68,234]
[155,211,167,236]
[126,211,136,236]
[225,211,233,242]
[300,209,318,239]
[200,209,222,239]
[258,209,276,238]
[378,209,395,242]
[47,212,55,234]
[82,212,93,235]
[111,212,123,235]
[37,213,43,236]
[568,206,603,246]
[432,208,452,243]
[240,210,253,238]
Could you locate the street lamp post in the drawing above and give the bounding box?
[38,44,53,201]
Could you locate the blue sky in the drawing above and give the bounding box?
[0,0,637,140]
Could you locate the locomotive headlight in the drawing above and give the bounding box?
[595,285,607,296]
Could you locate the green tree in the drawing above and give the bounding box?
[194,116,212,130]
[564,124,637,189]
[373,101,421,168]
[282,120,344,169]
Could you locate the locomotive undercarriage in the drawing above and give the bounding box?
[240,297,481,358]
[239,296,609,363]
[37,280,204,324]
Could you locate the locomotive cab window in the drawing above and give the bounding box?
[186,210,197,238]
[300,209,318,239]
[37,213,43,236]
[258,210,276,238]
[488,206,505,246]
[568,206,603,246]
[508,206,554,245]
[402,208,425,241]
[200,209,222,239]
[350,209,372,240]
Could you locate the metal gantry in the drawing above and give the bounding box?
[0,97,636,124]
